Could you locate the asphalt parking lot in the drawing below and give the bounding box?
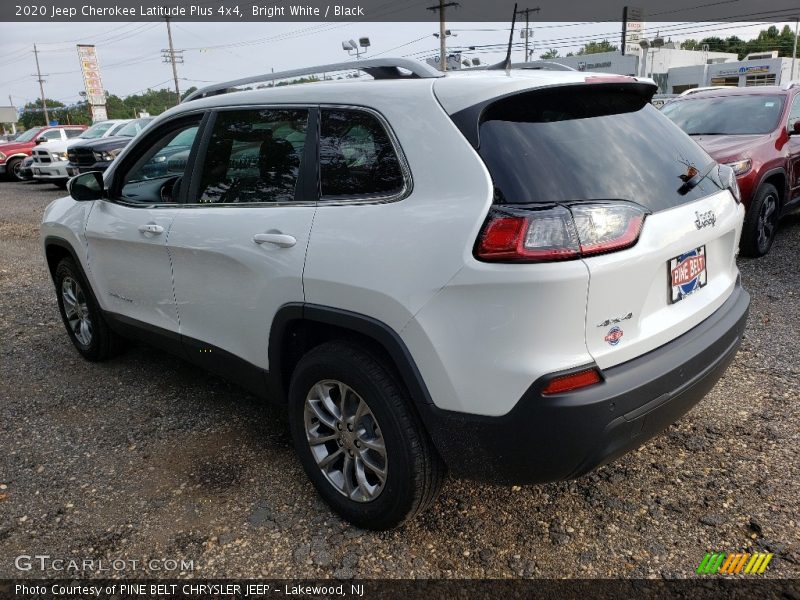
[0,180,798,579]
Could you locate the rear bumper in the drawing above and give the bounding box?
[422,280,749,484]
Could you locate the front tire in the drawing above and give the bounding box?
[741,183,780,257]
[288,342,445,530]
[54,258,126,361]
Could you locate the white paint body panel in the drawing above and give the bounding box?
[168,205,315,369]
[83,200,180,332]
[583,191,743,368]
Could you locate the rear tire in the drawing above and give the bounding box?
[288,341,445,530]
[741,183,779,257]
[54,257,126,361]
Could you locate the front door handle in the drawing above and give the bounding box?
[138,223,164,235]
[253,233,297,248]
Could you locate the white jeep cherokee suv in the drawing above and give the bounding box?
[41,59,750,530]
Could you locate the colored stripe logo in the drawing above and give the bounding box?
[696,552,773,574]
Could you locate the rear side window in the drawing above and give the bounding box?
[477,86,723,212]
[319,109,405,199]
[196,109,308,204]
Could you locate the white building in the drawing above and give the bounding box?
[667,53,797,93]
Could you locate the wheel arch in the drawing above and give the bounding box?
[44,236,83,283]
[757,167,787,208]
[268,303,435,415]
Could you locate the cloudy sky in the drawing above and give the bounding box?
[1,20,794,108]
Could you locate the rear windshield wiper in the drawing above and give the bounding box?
[678,160,717,195]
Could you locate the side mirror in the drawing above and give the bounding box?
[35,136,47,144]
[791,120,800,136]
[68,171,105,201]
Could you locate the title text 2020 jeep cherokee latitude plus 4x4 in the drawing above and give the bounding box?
[41,59,749,529]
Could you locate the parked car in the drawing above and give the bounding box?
[0,124,87,181]
[32,120,132,188]
[66,118,153,175]
[42,59,749,529]
[662,83,800,256]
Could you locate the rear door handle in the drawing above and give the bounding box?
[253,233,297,248]
[138,223,164,235]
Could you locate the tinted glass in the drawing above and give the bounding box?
[81,122,115,139]
[120,121,200,204]
[478,87,723,212]
[661,94,784,135]
[788,95,800,127]
[42,130,63,140]
[196,109,308,204]
[320,109,404,198]
[117,118,153,137]
[65,129,83,138]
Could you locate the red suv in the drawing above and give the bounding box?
[662,84,800,256]
[0,124,86,181]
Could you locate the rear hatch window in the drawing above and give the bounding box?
[476,85,723,212]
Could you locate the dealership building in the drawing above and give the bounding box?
[547,48,796,94]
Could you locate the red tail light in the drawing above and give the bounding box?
[475,202,647,263]
[541,368,603,395]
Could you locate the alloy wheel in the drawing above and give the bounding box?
[61,276,93,346]
[757,193,778,253]
[304,379,387,502]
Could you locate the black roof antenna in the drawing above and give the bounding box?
[488,2,518,71]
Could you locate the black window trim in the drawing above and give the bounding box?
[105,109,209,209]
[317,103,413,206]
[182,104,318,209]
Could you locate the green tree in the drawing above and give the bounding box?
[577,39,618,55]
[539,49,560,59]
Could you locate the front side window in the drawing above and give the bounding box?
[319,109,405,198]
[65,129,84,138]
[787,94,800,129]
[195,108,308,204]
[118,119,200,204]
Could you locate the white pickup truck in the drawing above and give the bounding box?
[31,120,130,187]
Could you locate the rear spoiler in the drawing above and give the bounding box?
[449,79,658,150]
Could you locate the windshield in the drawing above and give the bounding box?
[661,94,784,135]
[80,121,117,139]
[476,86,722,212]
[116,118,153,137]
[14,127,44,142]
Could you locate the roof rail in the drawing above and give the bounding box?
[182,58,443,102]
[512,61,577,72]
[782,80,800,90]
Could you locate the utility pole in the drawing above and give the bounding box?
[8,95,16,135]
[33,44,49,125]
[792,17,798,81]
[516,6,540,62]
[427,0,459,71]
[162,17,183,105]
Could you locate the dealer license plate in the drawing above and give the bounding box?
[669,246,707,303]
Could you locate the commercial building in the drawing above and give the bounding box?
[667,53,797,93]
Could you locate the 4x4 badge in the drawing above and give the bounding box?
[597,312,632,328]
